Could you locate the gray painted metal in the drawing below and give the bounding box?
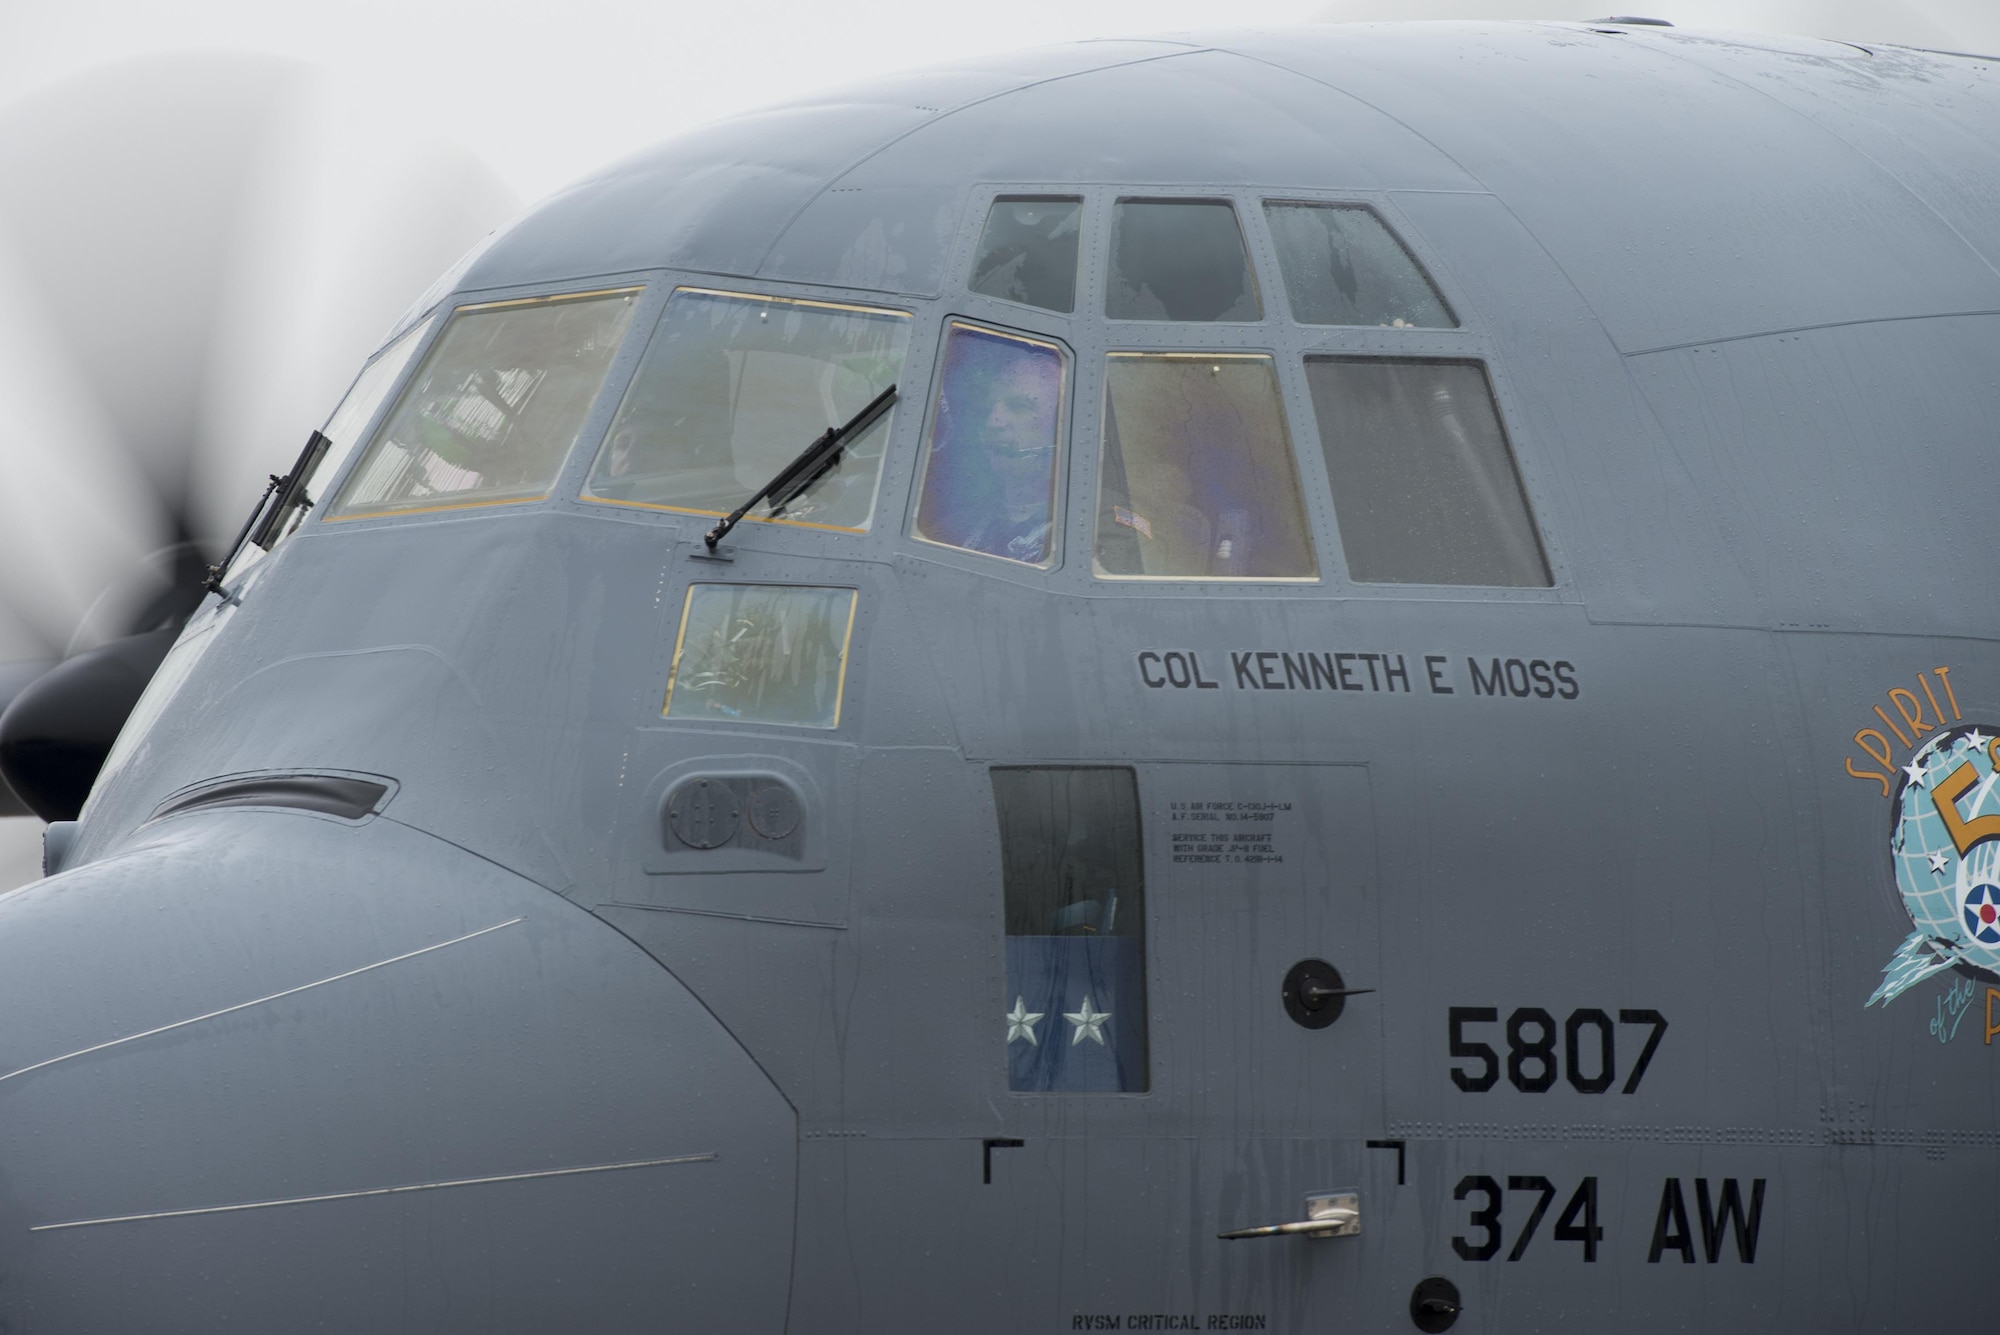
[4,19,1996,1332]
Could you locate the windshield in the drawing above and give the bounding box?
[330,288,638,519]
[312,317,435,505]
[582,287,910,532]
[1094,352,1316,581]
[208,318,436,589]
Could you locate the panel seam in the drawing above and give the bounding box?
[750,44,1212,278]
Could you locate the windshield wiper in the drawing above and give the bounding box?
[202,428,334,597]
[703,384,897,553]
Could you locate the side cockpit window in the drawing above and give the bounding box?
[306,318,434,522]
[218,316,433,582]
[970,197,1081,314]
[1107,200,1260,322]
[583,288,909,533]
[1305,358,1550,586]
[911,322,1066,567]
[1095,353,1316,581]
[330,289,638,518]
[994,766,1148,1093]
[1264,202,1456,328]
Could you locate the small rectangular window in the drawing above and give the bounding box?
[583,288,909,533]
[664,584,858,729]
[970,197,1081,314]
[1095,353,1317,581]
[1264,203,1456,328]
[1107,200,1261,322]
[331,289,638,518]
[994,767,1147,1093]
[911,322,1066,567]
[1305,358,1551,586]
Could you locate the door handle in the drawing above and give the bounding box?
[1218,1190,1360,1240]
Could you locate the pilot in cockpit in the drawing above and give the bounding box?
[962,355,1059,563]
[915,328,1063,566]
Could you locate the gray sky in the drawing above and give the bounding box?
[0,1,1326,201]
[5,2,1994,201]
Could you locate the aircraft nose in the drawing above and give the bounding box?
[0,810,795,1333]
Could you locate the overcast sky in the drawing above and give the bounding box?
[4,1,1995,201]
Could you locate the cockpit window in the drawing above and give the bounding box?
[329,289,637,519]
[910,322,1066,568]
[664,584,858,729]
[311,318,434,512]
[1264,203,1456,328]
[994,766,1148,1093]
[1305,357,1551,586]
[212,317,434,588]
[969,197,1081,314]
[1106,200,1260,322]
[1094,353,1316,581]
[582,288,910,533]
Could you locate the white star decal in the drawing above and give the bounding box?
[1904,759,1929,787]
[1968,730,1990,752]
[1929,851,1952,876]
[1065,996,1112,1046]
[1005,997,1043,1046]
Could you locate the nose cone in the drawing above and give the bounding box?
[0,811,795,1332]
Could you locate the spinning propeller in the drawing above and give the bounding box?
[0,51,518,818]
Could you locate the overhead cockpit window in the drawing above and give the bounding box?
[329,289,638,519]
[969,197,1082,314]
[993,767,1148,1093]
[1094,353,1316,581]
[1264,203,1456,328]
[910,323,1066,568]
[1106,200,1260,322]
[1306,358,1551,586]
[582,288,910,533]
[664,584,858,729]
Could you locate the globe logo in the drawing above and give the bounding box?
[1871,725,2000,1006]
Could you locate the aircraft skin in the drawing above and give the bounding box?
[0,18,1996,1333]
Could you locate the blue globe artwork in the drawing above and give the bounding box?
[1872,724,2000,1005]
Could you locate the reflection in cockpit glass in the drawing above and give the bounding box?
[583,288,910,533]
[1307,357,1550,586]
[330,289,637,519]
[1107,200,1260,322]
[1094,353,1316,581]
[969,197,1081,314]
[911,323,1065,567]
[1264,203,1456,328]
[664,584,858,729]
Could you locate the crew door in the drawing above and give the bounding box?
[1146,762,1396,1328]
[963,761,1398,1333]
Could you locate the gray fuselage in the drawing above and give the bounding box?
[3,20,1996,1334]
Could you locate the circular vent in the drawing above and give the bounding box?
[664,778,741,849]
